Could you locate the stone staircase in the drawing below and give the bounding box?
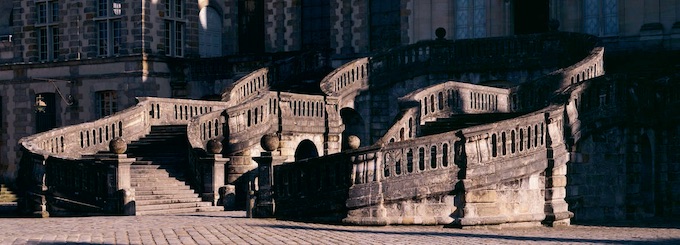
[127,125,222,215]
[0,184,17,202]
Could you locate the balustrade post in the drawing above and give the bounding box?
[98,137,136,215]
[542,113,574,226]
[251,135,286,218]
[200,139,229,206]
[18,152,49,218]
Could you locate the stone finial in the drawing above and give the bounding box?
[109,137,127,154]
[207,139,223,154]
[260,134,279,152]
[435,27,446,40]
[347,135,360,150]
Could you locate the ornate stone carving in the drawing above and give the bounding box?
[109,137,127,154]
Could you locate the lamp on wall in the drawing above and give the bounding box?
[32,78,76,112]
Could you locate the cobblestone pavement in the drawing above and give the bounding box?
[1,211,679,245]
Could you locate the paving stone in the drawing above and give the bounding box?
[0,211,679,244]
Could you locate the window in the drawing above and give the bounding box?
[165,0,185,57]
[301,0,330,50]
[95,90,117,119]
[370,0,400,51]
[36,1,59,61]
[199,7,222,57]
[455,0,486,39]
[584,0,619,36]
[96,0,122,56]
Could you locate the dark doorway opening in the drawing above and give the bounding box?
[294,139,319,161]
[514,0,549,34]
[36,93,57,133]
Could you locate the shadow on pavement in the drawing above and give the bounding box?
[261,224,680,244]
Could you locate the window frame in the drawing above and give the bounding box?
[95,0,123,57]
[35,0,59,61]
[164,0,186,57]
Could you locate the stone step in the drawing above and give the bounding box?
[133,185,192,192]
[134,193,201,201]
[0,185,17,202]
[135,189,198,196]
[135,197,204,206]
[136,205,222,216]
[136,202,214,212]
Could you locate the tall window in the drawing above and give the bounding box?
[301,0,330,50]
[95,90,117,119]
[96,0,122,56]
[36,1,59,61]
[238,0,264,53]
[369,0,400,51]
[584,0,619,36]
[455,0,486,39]
[165,0,185,56]
[199,7,222,57]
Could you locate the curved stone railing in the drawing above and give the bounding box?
[320,57,369,97]
[20,97,230,159]
[223,91,279,154]
[368,32,598,87]
[187,110,227,152]
[379,81,511,144]
[224,67,270,106]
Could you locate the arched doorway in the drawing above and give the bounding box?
[639,134,663,217]
[340,108,366,151]
[295,139,319,161]
[199,7,222,57]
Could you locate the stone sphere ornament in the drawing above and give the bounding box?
[109,137,127,154]
[260,134,279,152]
[435,27,446,40]
[207,139,223,154]
[347,135,361,150]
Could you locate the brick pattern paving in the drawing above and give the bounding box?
[0,211,679,244]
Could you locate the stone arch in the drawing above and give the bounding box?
[199,6,223,57]
[340,107,366,151]
[294,139,319,161]
[637,133,662,217]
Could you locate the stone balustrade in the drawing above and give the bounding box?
[20,97,229,159]
[320,57,369,97]
[368,32,598,85]
[226,68,270,106]
[379,81,511,144]
[187,110,226,152]
[223,92,279,151]
[278,92,328,134]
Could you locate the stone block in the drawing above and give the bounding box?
[465,190,497,203]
